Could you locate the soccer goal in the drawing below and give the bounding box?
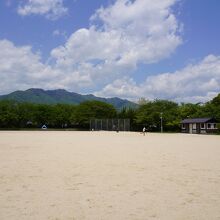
[89,119,130,131]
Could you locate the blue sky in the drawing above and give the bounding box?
[0,0,220,103]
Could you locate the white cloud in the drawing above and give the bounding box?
[51,0,182,85]
[0,40,57,94]
[95,77,139,100]
[17,0,68,20]
[0,39,220,103]
[96,55,220,103]
[0,39,95,94]
[2,0,220,103]
[52,29,67,39]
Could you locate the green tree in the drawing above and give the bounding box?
[52,104,76,128]
[209,94,220,120]
[17,103,37,128]
[0,100,19,128]
[33,104,54,127]
[118,107,137,130]
[74,101,117,128]
[135,100,179,131]
[178,103,203,119]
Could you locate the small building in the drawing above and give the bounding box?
[181,118,218,134]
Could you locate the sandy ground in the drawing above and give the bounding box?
[0,131,220,220]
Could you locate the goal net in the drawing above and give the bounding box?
[89,119,130,131]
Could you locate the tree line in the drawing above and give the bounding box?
[0,94,219,131]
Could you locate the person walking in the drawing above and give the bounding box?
[143,127,146,136]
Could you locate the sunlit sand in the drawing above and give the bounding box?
[0,131,220,220]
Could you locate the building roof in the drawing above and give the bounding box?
[181,118,214,123]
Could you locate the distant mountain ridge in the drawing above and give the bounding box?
[0,88,137,109]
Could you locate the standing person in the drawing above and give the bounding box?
[143,127,146,136]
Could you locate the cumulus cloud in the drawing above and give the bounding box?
[17,0,68,20]
[0,40,57,94]
[2,0,220,103]
[0,39,220,103]
[51,0,182,84]
[96,55,220,103]
[0,39,96,94]
[95,77,139,100]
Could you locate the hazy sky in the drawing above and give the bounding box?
[0,0,220,102]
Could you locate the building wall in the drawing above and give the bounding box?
[181,122,218,134]
[181,123,189,133]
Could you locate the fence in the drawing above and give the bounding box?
[90,119,130,131]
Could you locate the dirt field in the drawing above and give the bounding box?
[0,131,220,220]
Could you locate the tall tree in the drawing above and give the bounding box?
[135,100,179,131]
[74,101,117,127]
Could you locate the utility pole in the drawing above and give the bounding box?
[160,112,163,133]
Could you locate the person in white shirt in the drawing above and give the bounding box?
[143,127,146,135]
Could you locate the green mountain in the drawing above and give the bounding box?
[0,88,137,109]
